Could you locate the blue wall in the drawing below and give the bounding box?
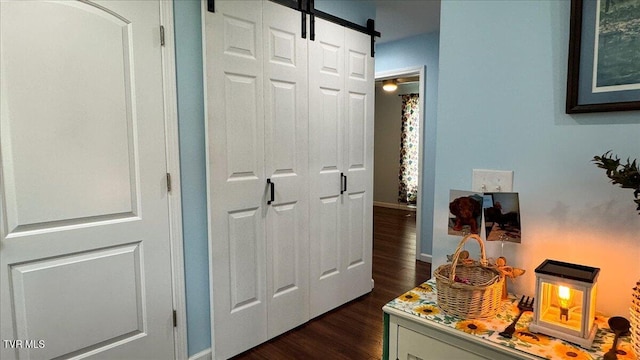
[315,0,376,25]
[174,0,210,356]
[434,0,640,316]
[173,1,376,356]
[375,33,440,259]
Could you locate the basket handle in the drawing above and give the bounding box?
[448,234,488,282]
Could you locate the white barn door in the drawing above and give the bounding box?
[262,1,310,340]
[308,18,346,317]
[205,1,310,357]
[205,1,267,358]
[341,24,374,308]
[308,18,374,318]
[0,1,175,359]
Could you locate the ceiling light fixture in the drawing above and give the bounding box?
[382,79,398,92]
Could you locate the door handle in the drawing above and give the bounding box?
[267,178,274,205]
[343,174,348,193]
[340,173,347,194]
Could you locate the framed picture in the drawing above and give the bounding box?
[566,0,640,113]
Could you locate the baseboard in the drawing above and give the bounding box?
[189,348,212,360]
[373,201,416,211]
[417,253,432,263]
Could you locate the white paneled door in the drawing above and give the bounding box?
[205,1,310,358]
[262,1,310,340]
[308,17,374,319]
[205,1,373,357]
[0,1,175,359]
[205,1,268,358]
[341,22,375,310]
[308,17,346,317]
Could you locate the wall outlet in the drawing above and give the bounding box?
[472,169,513,192]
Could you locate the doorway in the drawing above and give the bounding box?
[374,67,425,261]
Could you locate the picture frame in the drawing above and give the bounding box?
[566,0,640,113]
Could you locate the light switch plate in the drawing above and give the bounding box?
[472,169,513,192]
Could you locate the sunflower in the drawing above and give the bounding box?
[414,283,433,293]
[414,304,440,316]
[455,319,488,335]
[601,340,636,360]
[399,291,421,303]
[552,343,591,360]
[513,328,551,345]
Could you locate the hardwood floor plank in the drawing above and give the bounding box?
[231,206,430,359]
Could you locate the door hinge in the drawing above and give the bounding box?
[166,173,172,192]
[160,25,165,46]
[172,310,177,327]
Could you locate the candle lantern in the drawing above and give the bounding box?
[529,259,600,348]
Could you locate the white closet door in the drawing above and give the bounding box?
[204,2,267,359]
[263,1,309,338]
[341,27,374,304]
[308,17,347,318]
[308,18,374,318]
[0,1,175,359]
[206,1,373,354]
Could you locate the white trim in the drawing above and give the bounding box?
[375,66,425,262]
[160,2,188,359]
[188,348,212,360]
[418,253,432,264]
[200,1,217,358]
[373,201,416,212]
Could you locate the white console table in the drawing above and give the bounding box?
[382,280,636,360]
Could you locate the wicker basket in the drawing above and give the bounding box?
[434,234,504,319]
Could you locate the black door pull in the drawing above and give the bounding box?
[343,174,347,193]
[267,179,275,205]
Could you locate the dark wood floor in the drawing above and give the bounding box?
[232,206,431,359]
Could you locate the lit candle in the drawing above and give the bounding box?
[558,285,570,321]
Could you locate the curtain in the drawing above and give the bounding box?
[398,94,420,204]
